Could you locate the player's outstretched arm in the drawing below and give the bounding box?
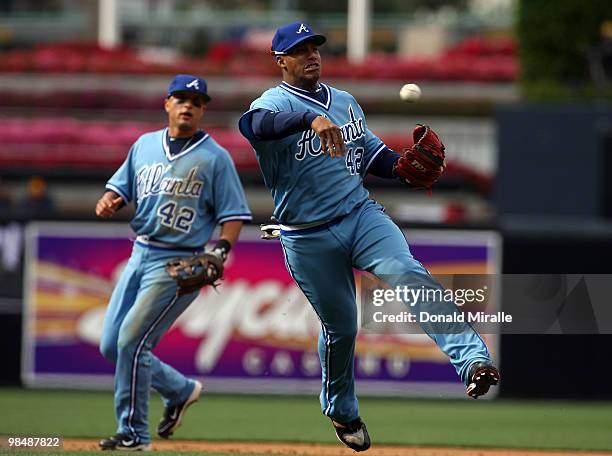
[311,116,345,157]
[95,191,124,219]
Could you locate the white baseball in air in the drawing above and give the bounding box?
[399,83,422,102]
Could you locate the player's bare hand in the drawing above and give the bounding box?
[96,192,123,218]
[311,116,345,157]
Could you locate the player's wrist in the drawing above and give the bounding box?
[212,239,232,262]
[391,158,403,179]
[392,159,414,187]
[391,157,400,176]
[304,112,319,129]
[310,115,327,130]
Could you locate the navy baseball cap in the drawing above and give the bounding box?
[167,74,211,102]
[271,21,326,55]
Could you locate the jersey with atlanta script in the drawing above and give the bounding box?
[106,128,252,247]
[245,82,385,225]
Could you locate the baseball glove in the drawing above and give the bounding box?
[393,124,446,190]
[166,252,224,296]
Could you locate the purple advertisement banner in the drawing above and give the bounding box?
[22,223,500,397]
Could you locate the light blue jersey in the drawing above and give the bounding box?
[242,79,494,426]
[107,128,252,247]
[239,25,498,447]
[248,82,386,225]
[100,126,251,444]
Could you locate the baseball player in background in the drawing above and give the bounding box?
[96,74,252,451]
[239,22,499,452]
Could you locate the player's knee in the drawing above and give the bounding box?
[116,333,137,354]
[116,319,149,353]
[332,325,358,341]
[116,330,153,361]
[375,254,429,277]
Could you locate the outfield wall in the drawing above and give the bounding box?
[19,222,500,398]
[3,220,612,398]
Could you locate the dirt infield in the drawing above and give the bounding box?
[64,439,612,455]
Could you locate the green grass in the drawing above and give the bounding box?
[1,388,612,453]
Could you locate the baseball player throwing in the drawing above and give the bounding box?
[239,22,499,452]
[96,74,252,451]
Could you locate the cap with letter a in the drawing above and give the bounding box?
[167,74,211,103]
[271,21,326,55]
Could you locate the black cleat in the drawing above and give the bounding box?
[98,434,120,451]
[98,433,151,451]
[466,362,500,399]
[157,380,202,439]
[332,417,371,452]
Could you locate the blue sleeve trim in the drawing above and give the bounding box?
[105,184,130,203]
[217,214,253,224]
[363,143,386,174]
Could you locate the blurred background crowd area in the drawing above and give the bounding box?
[0,0,611,227]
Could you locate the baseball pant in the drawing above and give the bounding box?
[280,199,491,423]
[99,242,201,444]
